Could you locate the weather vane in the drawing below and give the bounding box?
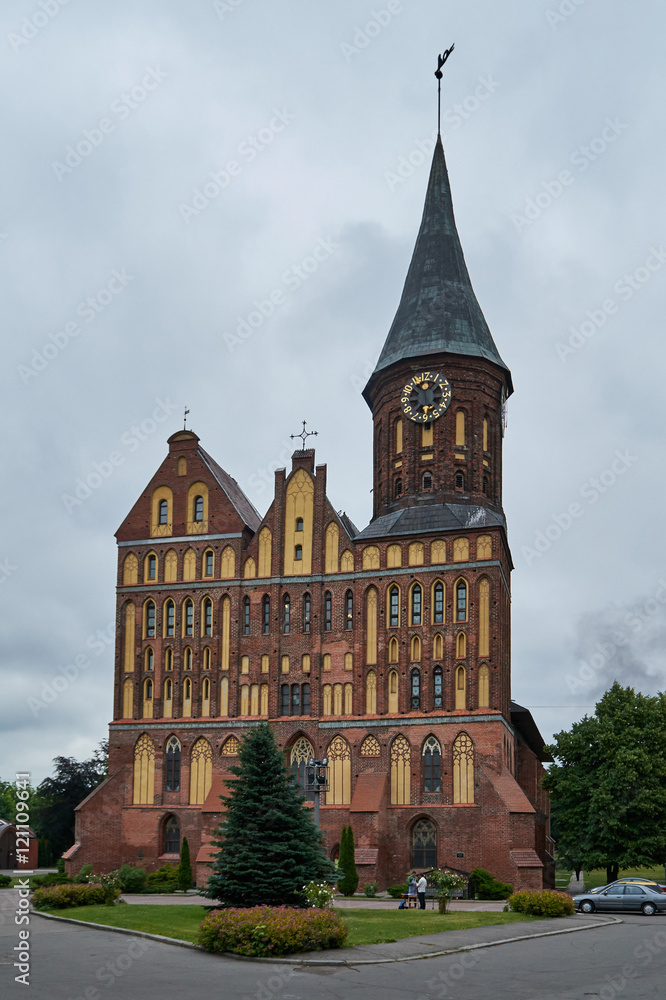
[435,44,455,137]
[290,420,318,452]
[183,407,190,430]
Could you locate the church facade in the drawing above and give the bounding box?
[67,136,554,891]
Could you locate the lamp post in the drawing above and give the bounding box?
[305,757,329,830]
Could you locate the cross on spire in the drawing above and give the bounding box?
[435,44,455,136]
[290,420,318,452]
[183,407,190,430]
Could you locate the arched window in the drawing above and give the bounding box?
[390,735,411,805]
[189,738,213,805]
[290,737,315,795]
[423,736,441,792]
[133,733,155,804]
[194,495,204,522]
[453,733,475,803]
[388,669,399,713]
[453,537,469,562]
[221,735,239,757]
[183,599,194,636]
[220,676,229,716]
[365,670,377,714]
[202,597,213,636]
[302,654,310,672]
[145,552,157,582]
[295,544,303,561]
[261,683,269,715]
[455,665,466,710]
[483,417,489,452]
[477,535,492,560]
[410,668,420,709]
[408,542,424,566]
[431,539,446,564]
[324,591,332,631]
[422,471,432,490]
[164,600,175,637]
[341,550,354,572]
[163,815,180,854]
[302,683,310,715]
[456,632,466,658]
[483,475,489,494]
[144,647,154,673]
[388,636,399,663]
[323,653,331,672]
[244,557,256,579]
[163,677,173,718]
[295,517,304,531]
[388,585,400,628]
[258,527,272,577]
[456,580,468,621]
[183,647,192,671]
[303,593,311,632]
[144,600,156,639]
[164,648,173,671]
[165,736,181,791]
[360,734,380,756]
[345,590,353,630]
[282,593,291,634]
[411,819,437,868]
[326,735,351,805]
[410,635,421,661]
[410,583,422,626]
[432,581,444,624]
[455,471,465,490]
[281,654,289,675]
[183,548,196,581]
[394,478,402,498]
[262,595,270,634]
[203,549,214,577]
[395,418,403,455]
[433,666,443,709]
[182,676,192,717]
[243,596,250,635]
[241,655,249,674]
[478,664,490,708]
[202,677,211,717]
[344,652,353,671]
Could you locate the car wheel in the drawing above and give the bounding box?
[641,902,657,916]
[580,900,595,913]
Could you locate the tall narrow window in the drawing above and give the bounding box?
[388,636,399,663]
[122,678,134,718]
[433,582,444,624]
[204,550,214,577]
[324,591,332,631]
[145,601,156,639]
[366,587,377,665]
[165,600,175,637]
[394,478,402,498]
[282,593,291,634]
[411,818,437,867]
[243,596,250,635]
[423,736,441,792]
[455,665,466,710]
[345,590,353,629]
[410,668,420,710]
[326,735,351,805]
[433,633,443,659]
[455,410,466,446]
[159,500,168,525]
[281,684,290,716]
[422,472,432,491]
[303,593,311,632]
[163,677,173,718]
[202,647,211,670]
[483,417,489,452]
[194,495,204,522]
[184,599,193,636]
[433,666,443,709]
[146,554,157,581]
[262,595,270,634]
[164,648,173,671]
[201,677,210,716]
[183,647,192,671]
[388,669,399,713]
[294,544,303,561]
[189,738,212,805]
[456,632,467,658]
[202,598,212,636]
[455,471,465,490]
[389,585,400,628]
[144,647,154,671]
[295,516,303,531]
[410,584,422,626]
[165,736,181,792]
[456,580,468,622]
[163,815,180,853]
[133,733,155,805]
[291,683,301,716]
[302,683,310,715]
[142,678,153,718]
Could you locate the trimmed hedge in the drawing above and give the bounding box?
[198,905,348,957]
[387,883,408,899]
[32,884,120,910]
[470,868,513,900]
[508,889,575,917]
[0,874,12,888]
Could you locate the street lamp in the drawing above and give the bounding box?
[305,757,329,830]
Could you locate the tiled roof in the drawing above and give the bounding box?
[355,502,505,540]
[485,767,535,814]
[198,447,262,532]
[510,849,543,868]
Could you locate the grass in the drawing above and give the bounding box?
[36,904,541,949]
[556,867,666,891]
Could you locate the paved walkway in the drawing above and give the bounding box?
[119,892,506,911]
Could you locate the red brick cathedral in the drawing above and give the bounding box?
[69,137,554,890]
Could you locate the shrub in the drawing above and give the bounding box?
[470,868,513,900]
[0,874,12,888]
[32,883,120,910]
[337,826,359,897]
[387,883,408,899]
[508,889,575,918]
[198,905,347,957]
[116,864,147,893]
[30,873,73,889]
[74,864,93,884]
[56,859,66,874]
[302,881,335,908]
[145,864,179,893]
[363,882,378,898]
[178,836,193,891]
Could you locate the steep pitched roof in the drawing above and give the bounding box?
[366,137,511,393]
[355,501,505,540]
[198,447,262,533]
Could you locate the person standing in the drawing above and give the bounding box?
[417,873,427,910]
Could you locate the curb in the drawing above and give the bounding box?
[31,910,622,966]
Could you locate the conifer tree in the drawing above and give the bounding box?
[337,824,359,896]
[203,722,334,906]
[177,835,192,891]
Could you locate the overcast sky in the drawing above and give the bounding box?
[2,0,665,785]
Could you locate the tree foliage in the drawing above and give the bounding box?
[203,723,335,906]
[543,683,666,882]
[32,742,108,860]
[178,836,193,891]
[337,825,359,896]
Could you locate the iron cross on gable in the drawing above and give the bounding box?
[290,420,318,452]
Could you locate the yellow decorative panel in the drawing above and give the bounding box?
[483,418,488,452]
[366,587,377,665]
[333,683,343,715]
[408,542,424,566]
[433,633,443,659]
[362,546,380,570]
[455,666,466,710]
[388,636,399,663]
[189,738,212,805]
[360,734,380,756]
[122,678,133,718]
[323,653,331,672]
[220,677,229,716]
[123,553,138,585]
[182,676,192,717]
[221,597,230,670]
[260,684,268,715]
[281,655,289,674]
[477,535,492,560]
[410,635,421,661]
[183,549,196,581]
[258,528,272,577]
[240,684,249,715]
[344,683,353,715]
[453,732,474,803]
[142,679,153,719]
[221,734,238,755]
[340,550,354,572]
[390,735,411,805]
[302,654,311,673]
[164,550,178,583]
[365,671,377,714]
[261,654,269,673]
[325,522,339,574]
[326,735,351,805]
[132,733,155,804]
[163,678,172,718]
[388,670,399,713]
[387,544,402,568]
[150,486,173,537]
[244,557,256,579]
[177,457,187,476]
[123,604,135,672]
[284,469,315,575]
[201,677,210,717]
[322,684,332,715]
[250,684,259,716]
[421,422,433,447]
[479,578,490,656]
[220,546,235,579]
[455,410,466,446]
[456,632,467,658]
[478,664,490,708]
[453,538,469,562]
[186,482,208,534]
[395,418,403,454]
[421,453,434,461]
[431,539,446,563]
[344,652,353,671]
[241,655,249,674]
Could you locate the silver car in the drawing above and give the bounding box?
[573,884,666,916]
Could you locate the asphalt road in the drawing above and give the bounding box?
[3,900,666,1000]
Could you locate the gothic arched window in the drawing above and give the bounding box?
[423,735,441,792]
[165,736,181,791]
[163,815,180,854]
[411,818,437,868]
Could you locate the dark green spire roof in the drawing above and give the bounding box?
[368,136,512,392]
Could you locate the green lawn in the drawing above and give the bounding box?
[36,904,541,949]
[556,867,666,891]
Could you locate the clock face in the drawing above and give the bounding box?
[400,371,452,423]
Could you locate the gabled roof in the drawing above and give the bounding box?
[365,136,512,397]
[355,502,505,540]
[198,447,261,533]
[511,701,553,762]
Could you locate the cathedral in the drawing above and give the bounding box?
[67,133,554,891]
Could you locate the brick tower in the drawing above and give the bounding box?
[68,136,553,892]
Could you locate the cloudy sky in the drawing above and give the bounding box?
[2,0,665,784]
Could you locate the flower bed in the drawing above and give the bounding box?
[508,889,574,917]
[197,905,347,957]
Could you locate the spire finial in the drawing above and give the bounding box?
[290,420,318,453]
[183,406,190,430]
[435,44,455,136]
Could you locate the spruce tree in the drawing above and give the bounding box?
[203,722,334,906]
[337,824,359,896]
[177,835,192,891]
